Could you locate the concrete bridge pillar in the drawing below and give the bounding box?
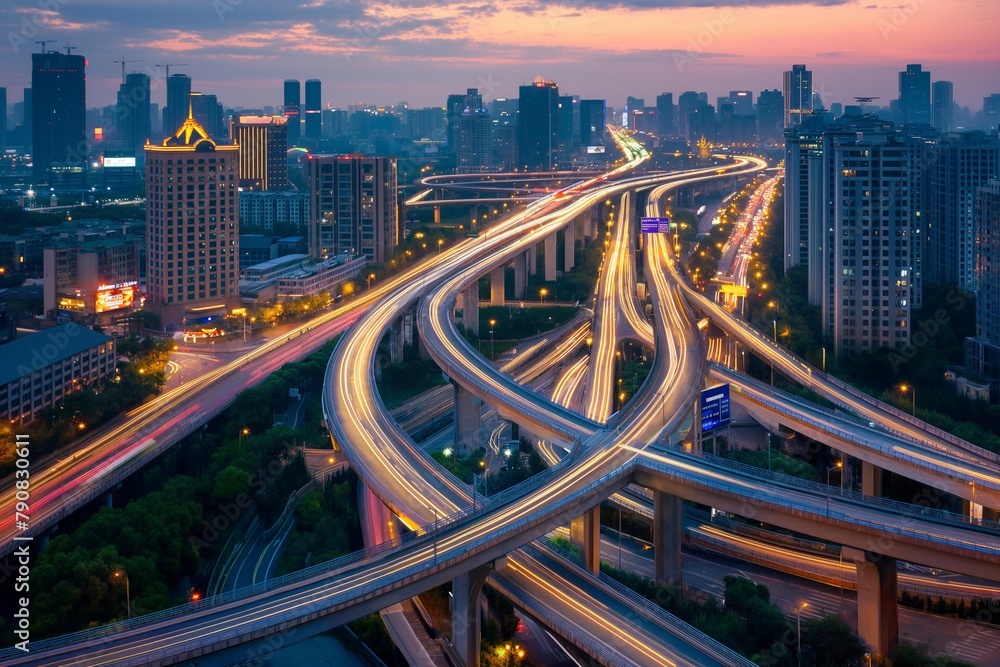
[453,557,507,667]
[463,284,480,336]
[389,318,404,363]
[861,461,883,497]
[102,491,113,509]
[844,547,898,657]
[563,224,576,273]
[526,244,538,277]
[454,382,481,452]
[513,258,526,301]
[570,506,601,574]
[653,491,683,590]
[543,233,557,282]
[490,266,505,306]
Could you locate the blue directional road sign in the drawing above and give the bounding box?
[700,384,731,432]
[640,216,672,234]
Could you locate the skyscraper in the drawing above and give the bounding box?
[188,92,224,141]
[144,107,241,329]
[677,91,713,143]
[783,64,812,127]
[580,99,606,146]
[820,118,921,356]
[557,95,579,147]
[22,88,32,152]
[0,87,6,154]
[966,180,1000,380]
[756,89,784,144]
[655,93,675,137]
[783,118,825,303]
[898,64,931,126]
[31,51,86,183]
[304,79,321,141]
[283,79,301,147]
[447,88,483,152]
[729,90,754,117]
[308,154,398,263]
[163,73,191,139]
[116,72,150,158]
[517,77,559,171]
[932,81,954,132]
[230,115,289,191]
[924,131,1000,291]
[451,90,493,173]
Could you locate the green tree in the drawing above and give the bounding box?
[800,615,865,666]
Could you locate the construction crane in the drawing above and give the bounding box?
[155,63,189,78]
[35,40,52,53]
[854,96,881,104]
[114,58,145,85]
[64,44,76,55]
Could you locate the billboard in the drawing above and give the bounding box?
[586,145,606,154]
[104,157,137,168]
[640,216,673,234]
[95,281,138,313]
[700,384,731,432]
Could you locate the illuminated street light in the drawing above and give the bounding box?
[114,570,131,620]
[898,383,915,416]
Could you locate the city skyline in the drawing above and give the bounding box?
[1,0,998,111]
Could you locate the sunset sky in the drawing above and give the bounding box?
[2,0,997,111]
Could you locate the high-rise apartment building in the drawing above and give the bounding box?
[655,93,675,138]
[517,77,559,171]
[783,118,825,303]
[729,90,753,117]
[821,119,921,356]
[32,51,86,183]
[558,95,579,147]
[144,109,240,329]
[304,79,321,141]
[783,64,812,127]
[580,99,606,146]
[116,72,150,159]
[448,88,483,150]
[966,180,1000,380]
[924,131,1000,291]
[457,108,494,174]
[899,64,931,126]
[230,115,289,191]
[308,154,398,264]
[0,87,6,153]
[932,81,954,133]
[756,89,784,143]
[163,73,191,142]
[283,79,301,147]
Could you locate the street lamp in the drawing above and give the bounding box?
[827,460,843,488]
[489,319,497,362]
[367,272,376,290]
[821,346,826,373]
[539,287,548,303]
[239,427,250,453]
[795,601,808,667]
[898,383,915,416]
[114,570,131,620]
[437,238,444,254]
